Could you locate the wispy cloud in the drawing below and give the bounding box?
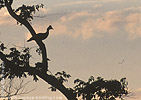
[59,0,121,6]
[0,8,50,26]
[25,6,141,40]
[48,6,141,40]
[126,13,141,40]
[52,11,100,39]
[60,11,97,22]
[1,4,140,40]
[51,23,68,36]
[59,1,97,6]
[34,8,50,17]
[93,4,102,9]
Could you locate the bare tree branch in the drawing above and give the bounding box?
[0,78,36,99]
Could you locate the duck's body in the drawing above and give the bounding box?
[27,25,53,42]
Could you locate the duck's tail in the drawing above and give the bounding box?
[27,37,33,42]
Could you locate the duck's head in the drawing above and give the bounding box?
[47,25,54,30]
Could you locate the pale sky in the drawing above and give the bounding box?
[0,0,141,100]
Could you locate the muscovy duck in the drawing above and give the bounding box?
[27,25,53,42]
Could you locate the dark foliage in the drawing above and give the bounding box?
[0,42,29,79]
[0,0,5,9]
[0,34,129,100]
[73,76,128,100]
[48,71,71,92]
[15,4,44,23]
[55,71,71,83]
[0,43,7,51]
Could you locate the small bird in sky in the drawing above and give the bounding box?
[27,25,53,42]
[118,59,124,64]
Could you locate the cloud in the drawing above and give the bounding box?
[53,10,123,39]
[60,11,97,22]
[63,6,141,40]
[59,0,121,6]
[96,11,123,32]
[53,11,99,39]
[93,4,102,9]
[0,8,50,26]
[125,13,141,40]
[69,10,123,39]
[72,20,93,39]
[2,3,140,40]
[30,11,99,39]
[59,1,97,6]
[34,8,50,16]
[31,6,141,40]
[51,23,68,36]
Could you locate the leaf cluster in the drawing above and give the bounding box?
[0,42,44,82]
[14,4,44,23]
[0,0,5,9]
[36,48,42,55]
[48,86,57,92]
[48,71,71,92]
[73,76,128,100]
[55,71,71,84]
[6,47,31,68]
[0,42,31,79]
[0,42,7,51]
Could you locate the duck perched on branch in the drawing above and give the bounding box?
[27,25,53,42]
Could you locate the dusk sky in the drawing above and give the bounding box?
[0,0,141,100]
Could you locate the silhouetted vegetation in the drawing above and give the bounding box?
[0,77,35,100]
[0,0,129,100]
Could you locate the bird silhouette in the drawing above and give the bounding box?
[118,59,124,64]
[27,25,53,42]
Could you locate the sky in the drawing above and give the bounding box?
[0,0,141,100]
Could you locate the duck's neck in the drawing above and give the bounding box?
[46,29,50,34]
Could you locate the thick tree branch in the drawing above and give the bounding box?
[5,0,48,71]
[0,51,77,100]
[36,72,77,100]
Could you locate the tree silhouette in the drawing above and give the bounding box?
[0,0,128,100]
